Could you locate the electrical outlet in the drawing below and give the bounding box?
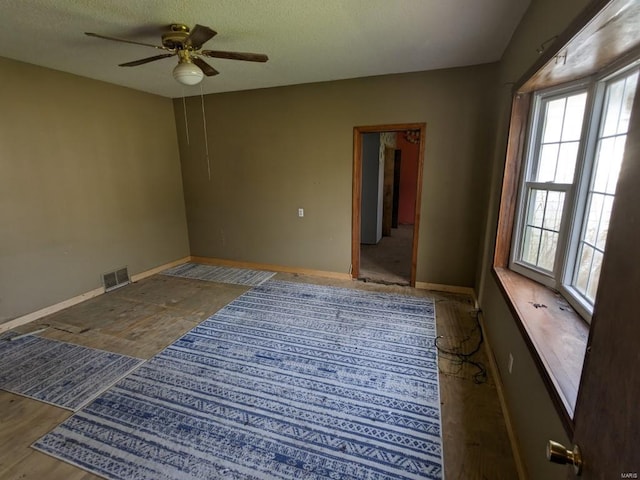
[508,353,514,374]
[298,208,304,217]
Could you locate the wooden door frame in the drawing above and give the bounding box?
[351,123,426,287]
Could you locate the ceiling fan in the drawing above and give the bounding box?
[85,23,269,86]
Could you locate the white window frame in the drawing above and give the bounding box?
[510,57,640,322]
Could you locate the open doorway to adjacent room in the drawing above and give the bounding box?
[351,123,425,286]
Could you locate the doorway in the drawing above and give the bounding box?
[351,123,426,287]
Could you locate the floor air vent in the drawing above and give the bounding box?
[102,267,130,292]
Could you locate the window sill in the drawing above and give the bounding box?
[492,267,589,434]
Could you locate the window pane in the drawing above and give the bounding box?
[574,244,594,294]
[602,71,639,137]
[598,134,627,194]
[596,196,614,250]
[556,141,580,183]
[535,92,586,184]
[592,137,615,192]
[593,136,626,194]
[586,250,603,302]
[607,135,627,193]
[520,188,565,272]
[543,190,564,230]
[528,189,546,227]
[522,226,541,265]
[539,230,559,271]
[562,92,587,141]
[537,144,559,182]
[543,98,566,143]
[618,73,638,133]
[583,193,604,246]
[602,78,625,136]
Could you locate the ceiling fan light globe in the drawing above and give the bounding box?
[173,62,204,85]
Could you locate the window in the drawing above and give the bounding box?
[492,0,640,433]
[511,64,639,320]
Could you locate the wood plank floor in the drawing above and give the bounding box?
[0,272,518,479]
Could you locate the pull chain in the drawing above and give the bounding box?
[181,89,190,146]
[200,83,211,181]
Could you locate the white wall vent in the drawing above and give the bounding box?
[102,267,130,292]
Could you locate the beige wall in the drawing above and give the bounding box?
[174,64,498,286]
[0,57,190,323]
[476,0,591,478]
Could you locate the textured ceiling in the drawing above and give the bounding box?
[0,0,530,98]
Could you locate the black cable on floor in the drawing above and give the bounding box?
[434,308,488,384]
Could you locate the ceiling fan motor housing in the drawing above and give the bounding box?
[162,24,191,50]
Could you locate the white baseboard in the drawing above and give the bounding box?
[0,256,191,334]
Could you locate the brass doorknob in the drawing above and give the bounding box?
[546,440,583,475]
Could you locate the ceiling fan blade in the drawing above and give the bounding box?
[119,53,176,67]
[186,24,217,49]
[85,32,173,52]
[201,50,269,62]
[192,57,219,76]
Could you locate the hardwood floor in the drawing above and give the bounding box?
[0,272,518,479]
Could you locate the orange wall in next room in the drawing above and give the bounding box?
[396,132,419,225]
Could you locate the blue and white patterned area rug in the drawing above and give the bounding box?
[162,262,276,287]
[33,280,443,479]
[0,334,144,411]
